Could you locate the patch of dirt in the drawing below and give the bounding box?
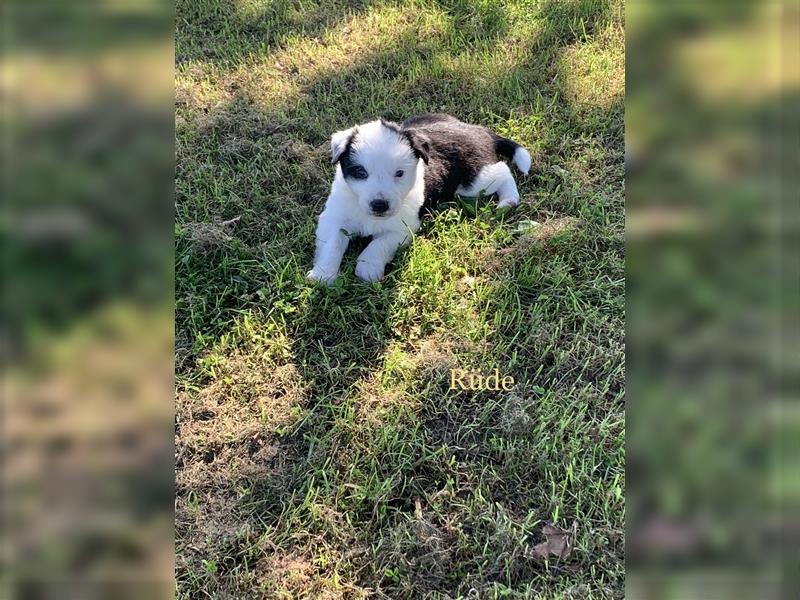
[177,361,306,462]
[181,221,234,248]
[174,82,195,108]
[412,338,459,378]
[376,504,458,590]
[278,139,323,163]
[353,381,407,427]
[219,135,259,160]
[255,550,370,599]
[512,216,581,246]
[175,356,309,572]
[195,102,285,140]
[479,216,581,274]
[257,553,315,593]
[500,392,535,435]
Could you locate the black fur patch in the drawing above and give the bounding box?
[400,113,519,213]
[332,127,358,165]
[494,136,522,161]
[336,129,361,179]
[380,118,430,164]
[402,129,431,164]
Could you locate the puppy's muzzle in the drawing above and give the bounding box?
[369,198,390,216]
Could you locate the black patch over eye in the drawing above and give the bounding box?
[395,170,404,178]
[347,166,368,179]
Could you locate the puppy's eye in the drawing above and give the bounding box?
[395,170,404,178]
[347,166,368,179]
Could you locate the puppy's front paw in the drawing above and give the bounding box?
[355,260,385,283]
[497,196,520,210]
[307,268,338,285]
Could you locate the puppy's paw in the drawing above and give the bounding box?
[307,268,338,285]
[355,260,385,283]
[497,196,520,210]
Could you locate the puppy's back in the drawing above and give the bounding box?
[402,113,496,148]
[401,114,499,206]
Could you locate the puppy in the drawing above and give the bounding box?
[308,113,530,284]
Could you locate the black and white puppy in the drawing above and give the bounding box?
[308,113,530,284]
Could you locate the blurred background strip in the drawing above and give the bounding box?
[2,1,175,598]
[627,1,798,598]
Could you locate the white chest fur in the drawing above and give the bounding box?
[308,162,426,285]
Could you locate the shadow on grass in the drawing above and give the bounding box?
[175,0,624,596]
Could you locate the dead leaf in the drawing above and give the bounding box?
[531,521,577,560]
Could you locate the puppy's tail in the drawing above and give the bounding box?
[494,135,531,175]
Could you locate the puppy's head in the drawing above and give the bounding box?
[331,119,430,218]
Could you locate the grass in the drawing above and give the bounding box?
[175,0,624,597]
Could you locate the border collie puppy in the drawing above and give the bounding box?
[308,113,530,284]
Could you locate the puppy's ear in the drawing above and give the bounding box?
[379,117,401,132]
[331,126,357,164]
[403,129,431,164]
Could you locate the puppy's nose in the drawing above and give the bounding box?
[370,199,390,215]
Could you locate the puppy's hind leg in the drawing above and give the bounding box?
[456,162,520,210]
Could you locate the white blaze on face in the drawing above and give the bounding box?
[342,120,420,218]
